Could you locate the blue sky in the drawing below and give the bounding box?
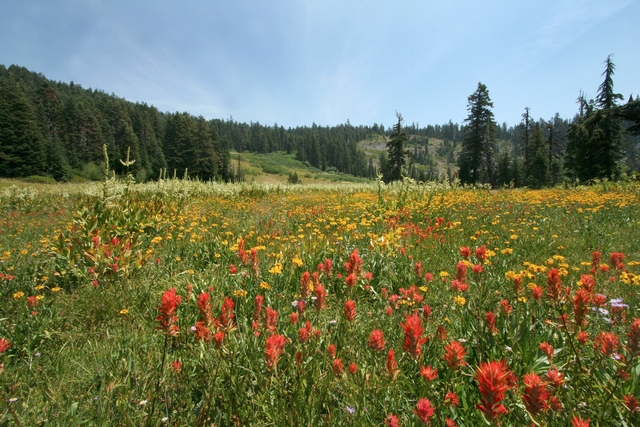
[2,0,638,129]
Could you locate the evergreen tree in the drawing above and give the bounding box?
[192,116,218,180]
[525,124,550,188]
[458,82,497,185]
[0,76,46,177]
[383,112,410,183]
[566,55,625,181]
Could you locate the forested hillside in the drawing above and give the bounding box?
[1,63,639,185]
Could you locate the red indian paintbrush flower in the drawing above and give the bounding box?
[220,297,235,327]
[197,292,213,322]
[571,416,590,427]
[332,358,343,376]
[327,343,337,359]
[0,338,10,354]
[289,311,299,325]
[485,311,497,333]
[590,250,601,274]
[386,349,398,377]
[213,331,225,347]
[345,249,363,276]
[344,299,356,321]
[420,365,438,382]
[254,294,264,321]
[580,274,595,293]
[349,362,357,375]
[443,340,467,370]
[475,245,487,261]
[522,372,549,415]
[547,268,562,300]
[156,288,182,336]
[324,258,333,276]
[610,252,625,270]
[414,397,435,424]
[627,318,640,354]
[300,271,311,298]
[345,273,357,288]
[444,391,460,407]
[594,331,619,356]
[299,321,313,343]
[623,395,640,412]
[475,360,512,423]
[415,261,424,277]
[573,289,591,326]
[314,284,327,310]
[265,334,286,370]
[500,299,512,316]
[460,246,471,259]
[265,306,278,334]
[401,311,428,358]
[456,261,467,282]
[194,321,211,342]
[539,342,554,361]
[368,329,385,351]
[546,368,565,391]
[384,414,399,427]
[423,304,431,322]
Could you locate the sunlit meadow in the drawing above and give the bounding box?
[1,178,640,426]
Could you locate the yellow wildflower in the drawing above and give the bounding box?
[453,295,466,306]
[120,309,129,315]
[292,257,303,267]
[233,289,248,298]
[260,281,271,290]
[13,292,24,300]
[269,262,283,274]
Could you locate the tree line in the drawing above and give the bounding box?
[455,56,640,188]
[1,59,639,186]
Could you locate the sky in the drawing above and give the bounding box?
[1,0,638,129]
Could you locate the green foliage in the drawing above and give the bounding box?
[20,175,57,184]
[0,75,46,177]
[458,82,497,186]
[383,113,410,183]
[287,171,300,184]
[567,56,625,182]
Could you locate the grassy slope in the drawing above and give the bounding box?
[230,151,370,184]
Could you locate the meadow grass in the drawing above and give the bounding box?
[0,179,639,426]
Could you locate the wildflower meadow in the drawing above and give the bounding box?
[1,177,640,426]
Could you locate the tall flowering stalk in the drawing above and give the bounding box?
[401,311,428,358]
[443,340,467,370]
[344,300,356,321]
[475,360,512,423]
[149,288,182,426]
[414,397,435,425]
[156,288,182,336]
[522,372,549,415]
[265,334,287,371]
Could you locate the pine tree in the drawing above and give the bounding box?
[383,112,409,183]
[458,83,497,185]
[0,76,46,177]
[566,55,625,181]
